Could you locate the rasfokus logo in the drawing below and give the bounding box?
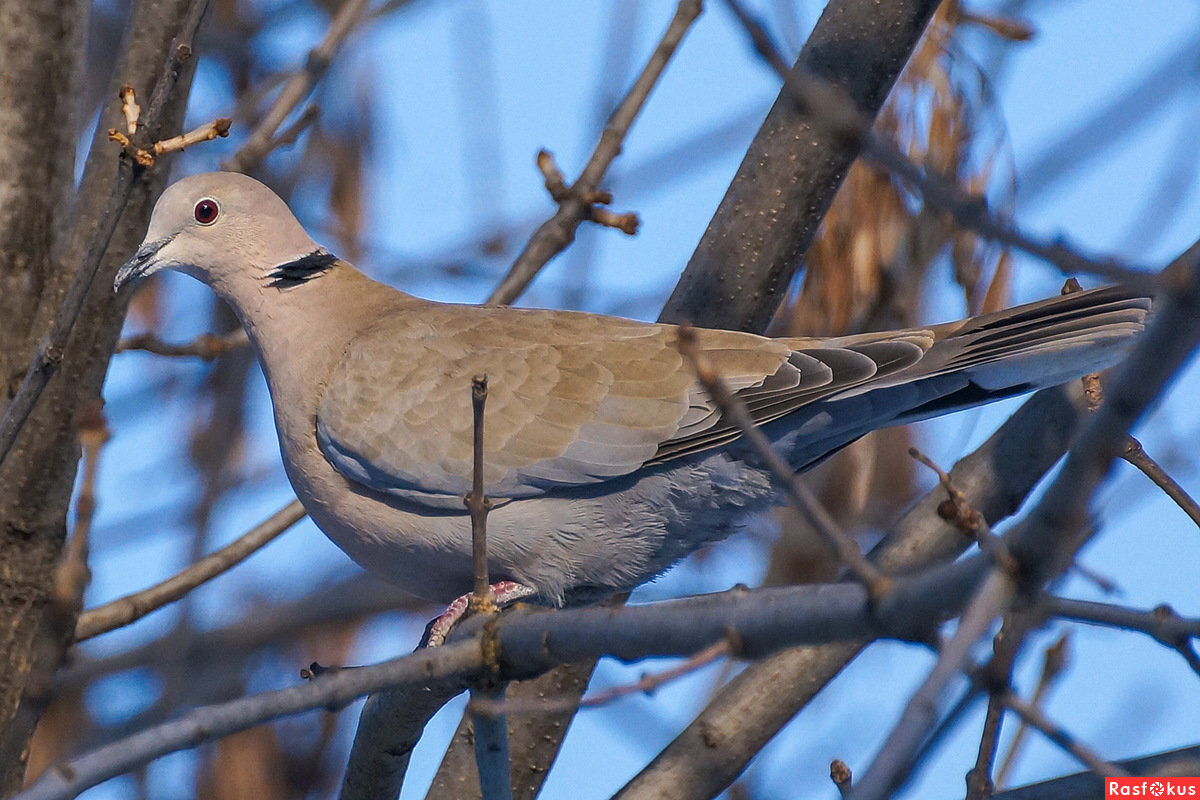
[1106,778,1200,797]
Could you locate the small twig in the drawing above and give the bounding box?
[119,84,140,135]
[465,375,494,611]
[722,0,1152,287]
[1065,301,1200,532]
[67,401,109,592]
[532,149,640,235]
[223,0,372,173]
[675,324,889,595]
[109,112,231,166]
[1122,437,1200,530]
[1047,596,1200,678]
[908,448,1012,567]
[74,499,306,641]
[995,634,1070,786]
[998,689,1129,778]
[271,103,320,150]
[536,149,570,202]
[965,612,1032,799]
[152,117,232,156]
[591,205,640,234]
[116,329,249,361]
[487,0,702,305]
[830,759,853,798]
[469,639,732,718]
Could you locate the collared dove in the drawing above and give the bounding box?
[117,172,1149,611]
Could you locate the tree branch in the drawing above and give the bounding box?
[0,0,211,469]
[487,0,702,305]
[222,0,372,173]
[992,744,1200,800]
[659,0,943,329]
[25,551,1004,800]
[73,499,305,641]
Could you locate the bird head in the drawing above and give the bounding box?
[115,172,321,293]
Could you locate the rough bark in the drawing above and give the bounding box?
[0,0,201,789]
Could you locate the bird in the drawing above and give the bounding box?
[116,171,1149,627]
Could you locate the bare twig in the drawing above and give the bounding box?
[1047,597,1200,678]
[223,0,372,172]
[463,374,512,798]
[1067,295,1199,549]
[151,116,231,157]
[116,329,249,361]
[967,692,1006,799]
[109,110,231,166]
[0,0,210,469]
[909,447,999,550]
[1121,437,1200,530]
[271,103,320,150]
[995,634,1070,786]
[722,0,1152,287]
[487,0,702,305]
[675,324,889,594]
[1067,300,1200,532]
[830,760,853,798]
[965,614,1031,800]
[119,84,140,134]
[999,689,1129,778]
[466,375,494,609]
[73,499,306,641]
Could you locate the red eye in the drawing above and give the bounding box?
[193,198,219,225]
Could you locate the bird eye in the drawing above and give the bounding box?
[193,198,219,225]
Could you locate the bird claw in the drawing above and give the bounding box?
[418,580,536,649]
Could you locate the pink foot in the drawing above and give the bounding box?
[419,580,536,648]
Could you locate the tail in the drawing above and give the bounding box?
[773,284,1151,471]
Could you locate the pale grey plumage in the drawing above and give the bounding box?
[117,172,1150,604]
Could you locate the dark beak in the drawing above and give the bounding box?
[114,236,173,292]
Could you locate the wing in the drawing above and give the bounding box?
[315,302,926,508]
[316,286,1148,510]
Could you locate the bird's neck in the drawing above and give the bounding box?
[213,259,417,423]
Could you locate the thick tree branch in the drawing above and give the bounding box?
[0,0,210,469]
[659,0,942,329]
[992,744,1200,800]
[0,0,209,786]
